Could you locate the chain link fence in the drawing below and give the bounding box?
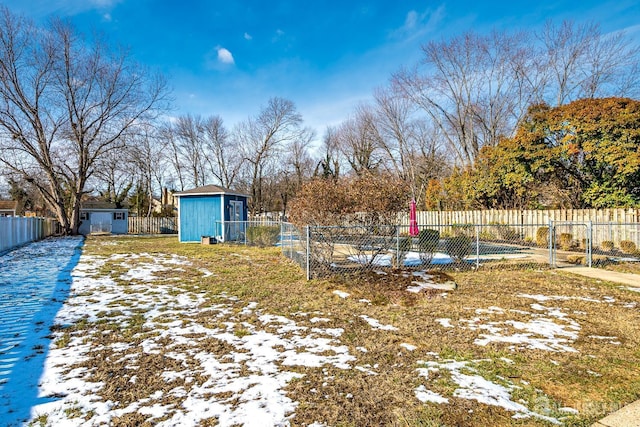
[305,224,552,279]
[550,222,640,266]
[215,221,640,279]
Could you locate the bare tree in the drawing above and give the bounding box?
[393,30,532,166]
[373,87,415,178]
[538,20,640,105]
[93,147,134,206]
[286,129,316,187]
[334,105,384,175]
[202,115,242,188]
[394,22,640,168]
[170,114,208,188]
[314,127,342,179]
[278,127,315,218]
[235,97,305,214]
[127,123,172,216]
[0,8,169,234]
[369,87,451,205]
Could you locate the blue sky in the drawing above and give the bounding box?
[3,0,640,140]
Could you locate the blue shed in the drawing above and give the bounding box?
[174,185,250,243]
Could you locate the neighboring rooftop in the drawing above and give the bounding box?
[81,201,127,210]
[0,200,17,210]
[174,185,249,197]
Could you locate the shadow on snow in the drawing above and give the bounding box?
[0,236,84,426]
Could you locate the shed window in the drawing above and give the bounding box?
[80,212,90,221]
[113,212,125,220]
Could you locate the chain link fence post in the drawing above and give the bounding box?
[396,226,400,267]
[476,225,480,269]
[587,221,593,268]
[548,219,554,267]
[306,225,311,281]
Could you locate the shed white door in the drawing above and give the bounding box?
[91,212,112,233]
[228,201,243,241]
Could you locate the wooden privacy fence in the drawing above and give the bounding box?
[399,208,640,227]
[0,217,60,253]
[128,216,177,234]
[397,208,640,248]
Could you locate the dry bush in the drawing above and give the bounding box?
[288,173,409,227]
[620,240,637,254]
[600,240,615,252]
[559,233,574,250]
[536,227,549,247]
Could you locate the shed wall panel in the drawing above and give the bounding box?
[223,195,248,222]
[179,196,222,242]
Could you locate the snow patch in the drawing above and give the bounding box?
[360,315,398,331]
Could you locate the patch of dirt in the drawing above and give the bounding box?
[330,269,456,306]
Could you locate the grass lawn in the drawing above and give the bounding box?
[34,235,640,426]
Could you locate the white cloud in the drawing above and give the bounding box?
[90,0,119,7]
[272,29,285,43]
[1,0,122,19]
[217,47,235,65]
[404,10,419,30]
[244,32,253,41]
[392,5,446,41]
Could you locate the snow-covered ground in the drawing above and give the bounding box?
[0,237,84,427]
[0,237,634,425]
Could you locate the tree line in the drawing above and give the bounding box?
[0,4,639,234]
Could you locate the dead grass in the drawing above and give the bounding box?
[602,260,640,274]
[57,235,640,426]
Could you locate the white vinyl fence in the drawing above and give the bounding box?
[0,217,60,253]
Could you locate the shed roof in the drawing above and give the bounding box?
[81,201,127,210]
[174,185,249,198]
[0,200,17,210]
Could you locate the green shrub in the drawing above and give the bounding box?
[600,240,615,252]
[418,229,439,252]
[446,235,471,261]
[398,236,412,252]
[620,240,637,254]
[495,224,519,240]
[536,227,549,247]
[246,226,280,247]
[394,236,412,267]
[559,233,573,251]
[479,230,496,240]
[417,229,440,264]
[451,224,474,237]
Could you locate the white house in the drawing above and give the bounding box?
[0,200,17,217]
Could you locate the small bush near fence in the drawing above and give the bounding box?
[601,240,615,252]
[246,226,280,247]
[536,227,549,247]
[395,236,412,268]
[418,229,439,264]
[445,235,472,261]
[559,233,573,250]
[620,240,637,254]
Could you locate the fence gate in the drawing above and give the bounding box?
[549,221,592,268]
